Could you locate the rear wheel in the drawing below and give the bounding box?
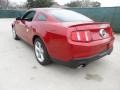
[34,38,52,65]
[12,27,20,40]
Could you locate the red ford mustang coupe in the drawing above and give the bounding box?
[12,8,114,68]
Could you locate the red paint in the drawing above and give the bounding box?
[13,8,115,62]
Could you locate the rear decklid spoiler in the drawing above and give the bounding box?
[62,22,110,28]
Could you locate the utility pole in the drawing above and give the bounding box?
[6,0,9,9]
[0,0,2,9]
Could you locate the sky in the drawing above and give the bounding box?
[9,0,120,7]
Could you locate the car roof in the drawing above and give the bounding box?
[30,8,64,12]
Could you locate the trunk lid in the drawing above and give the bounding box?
[64,22,113,42]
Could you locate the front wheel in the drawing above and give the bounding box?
[12,27,20,40]
[34,38,52,65]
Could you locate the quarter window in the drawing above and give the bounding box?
[38,14,47,21]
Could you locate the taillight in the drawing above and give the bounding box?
[110,27,114,36]
[71,31,91,42]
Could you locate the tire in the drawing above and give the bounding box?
[12,27,20,40]
[34,38,52,65]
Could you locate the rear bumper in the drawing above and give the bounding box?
[70,37,114,59]
[53,47,113,68]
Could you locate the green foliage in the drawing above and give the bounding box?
[27,0,54,8]
[66,1,82,7]
[65,0,101,8]
[91,1,101,7]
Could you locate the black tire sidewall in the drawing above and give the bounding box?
[34,38,51,65]
[12,28,19,40]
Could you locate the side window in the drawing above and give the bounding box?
[22,11,36,21]
[38,13,47,21]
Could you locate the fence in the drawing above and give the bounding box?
[0,7,120,33]
[67,7,120,33]
[0,10,25,18]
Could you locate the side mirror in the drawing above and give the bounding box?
[16,17,21,20]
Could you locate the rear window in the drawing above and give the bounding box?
[48,9,93,22]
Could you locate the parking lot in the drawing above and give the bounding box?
[0,18,120,90]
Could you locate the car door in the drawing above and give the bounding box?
[26,12,48,45]
[15,11,36,42]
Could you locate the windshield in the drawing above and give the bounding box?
[48,9,93,22]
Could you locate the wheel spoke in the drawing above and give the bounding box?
[40,53,44,60]
[35,45,40,51]
[35,41,45,62]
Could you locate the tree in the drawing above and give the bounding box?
[90,1,101,7]
[0,0,9,9]
[8,2,27,9]
[65,0,82,7]
[27,0,54,8]
[82,0,91,8]
[65,0,101,8]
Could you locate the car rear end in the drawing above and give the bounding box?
[65,22,114,67]
[47,9,114,67]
